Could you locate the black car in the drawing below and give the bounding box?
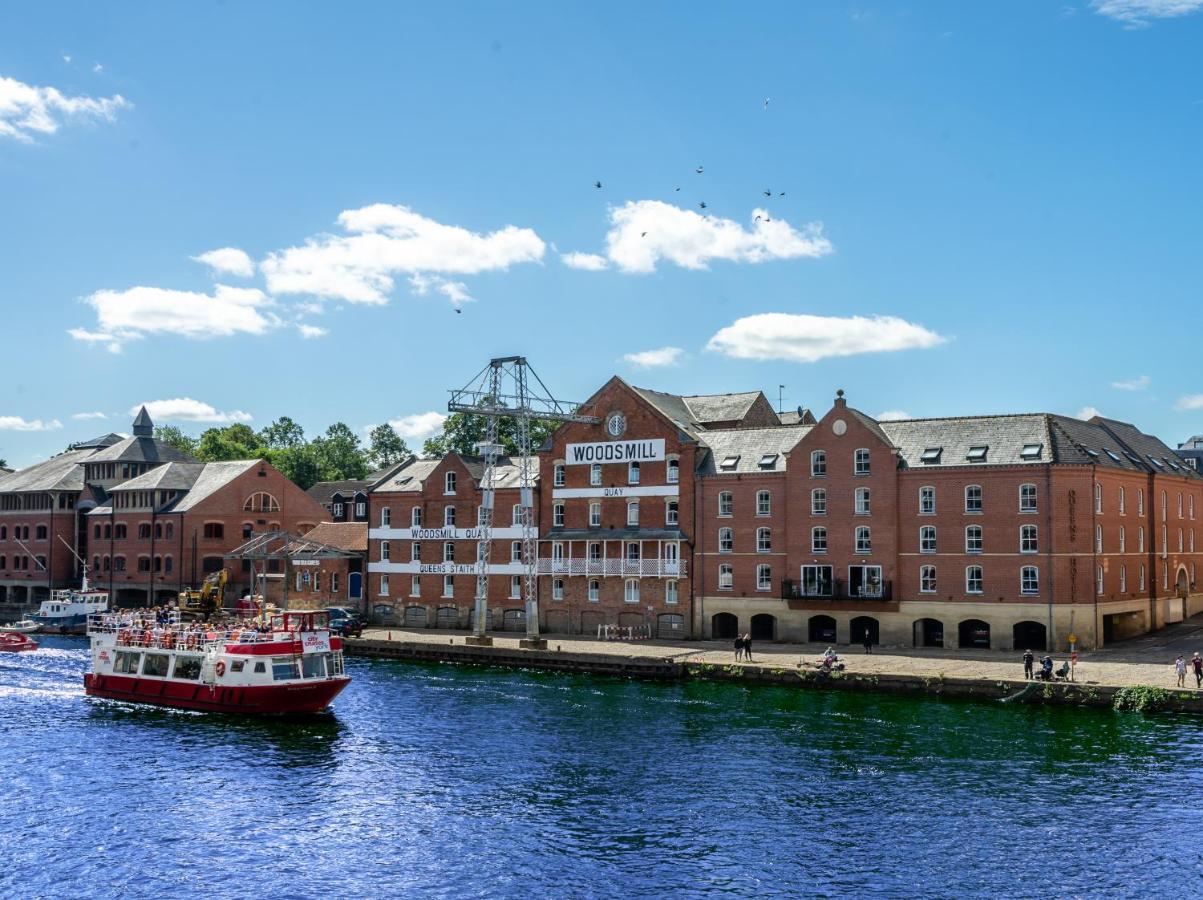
[325,607,365,638]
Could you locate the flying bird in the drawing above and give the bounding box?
[699,201,707,210]
[594,181,602,189]
[754,215,762,222]
[674,186,681,191]
[455,308,462,314]
[763,189,771,197]
[764,97,770,109]
[778,191,786,197]
[641,232,648,237]
[695,166,704,174]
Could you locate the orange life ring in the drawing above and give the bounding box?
[214,660,226,677]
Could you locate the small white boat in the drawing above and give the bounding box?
[0,619,40,635]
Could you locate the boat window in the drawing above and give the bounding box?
[230,660,246,673]
[254,661,266,674]
[301,655,326,679]
[141,653,170,678]
[114,651,141,674]
[171,656,202,680]
[271,657,299,681]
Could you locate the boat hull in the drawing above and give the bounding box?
[84,673,350,714]
[0,634,38,652]
[31,614,90,635]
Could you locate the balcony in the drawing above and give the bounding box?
[536,558,686,578]
[781,577,893,602]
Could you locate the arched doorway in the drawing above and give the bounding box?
[1013,621,1047,651]
[618,612,644,629]
[750,613,776,641]
[1176,567,1190,599]
[373,603,396,624]
[914,618,943,648]
[348,571,362,601]
[657,613,685,639]
[580,610,605,636]
[808,614,837,643]
[850,616,879,646]
[711,612,739,639]
[404,606,427,628]
[437,606,459,629]
[116,588,146,608]
[502,609,525,631]
[544,609,569,634]
[959,619,991,649]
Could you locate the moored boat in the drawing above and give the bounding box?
[0,619,40,635]
[31,588,109,634]
[84,609,350,714]
[0,632,38,652]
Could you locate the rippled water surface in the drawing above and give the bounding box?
[3,636,1202,898]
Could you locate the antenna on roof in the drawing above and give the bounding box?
[777,385,785,416]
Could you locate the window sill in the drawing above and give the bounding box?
[855,549,873,555]
[964,510,983,515]
[811,550,828,555]
[811,511,827,517]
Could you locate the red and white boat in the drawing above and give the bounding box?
[0,632,38,652]
[84,610,350,714]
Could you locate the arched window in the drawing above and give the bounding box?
[590,463,602,486]
[628,461,641,485]
[1019,484,1037,513]
[1118,486,1126,515]
[965,525,983,553]
[1161,490,1167,522]
[811,450,827,477]
[756,527,771,553]
[588,580,600,602]
[1138,489,1145,515]
[589,502,601,526]
[1120,564,1127,592]
[553,463,565,487]
[718,527,733,553]
[1138,526,1145,552]
[855,487,871,515]
[443,541,455,563]
[665,500,679,526]
[381,541,391,561]
[919,565,936,593]
[1098,565,1105,595]
[625,501,638,527]
[243,492,280,513]
[1178,492,1184,519]
[1094,483,1102,514]
[444,472,457,495]
[1119,525,1126,552]
[920,526,936,553]
[812,527,827,553]
[1139,564,1146,590]
[1095,524,1103,554]
[666,457,680,484]
[411,507,422,528]
[1178,528,1184,552]
[855,526,871,553]
[1020,524,1038,554]
[965,566,983,594]
[444,505,456,527]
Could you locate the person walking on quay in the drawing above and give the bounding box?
[1022,649,1035,680]
[734,634,744,662]
[1193,652,1203,689]
[862,630,873,654]
[743,634,754,663]
[1175,655,1187,688]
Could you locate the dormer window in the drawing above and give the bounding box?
[720,456,740,471]
[1084,449,1099,458]
[920,447,942,464]
[1020,444,1042,460]
[966,446,988,463]
[758,453,778,469]
[1104,448,1121,463]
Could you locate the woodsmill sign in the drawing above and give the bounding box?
[565,439,665,465]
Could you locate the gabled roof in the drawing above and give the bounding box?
[697,425,811,474]
[110,462,207,492]
[682,391,764,424]
[0,448,97,493]
[97,460,260,513]
[452,453,538,488]
[372,458,442,493]
[85,434,195,465]
[301,521,368,553]
[308,480,372,506]
[880,414,1055,469]
[74,433,124,450]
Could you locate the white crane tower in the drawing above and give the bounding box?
[448,357,597,648]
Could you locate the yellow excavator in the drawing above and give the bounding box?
[179,568,229,619]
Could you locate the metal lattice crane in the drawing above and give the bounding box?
[449,357,598,647]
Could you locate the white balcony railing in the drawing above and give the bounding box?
[536,558,686,578]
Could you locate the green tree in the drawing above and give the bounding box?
[154,425,199,458]
[266,444,323,491]
[258,416,305,449]
[196,423,265,462]
[312,422,369,480]
[367,423,413,470]
[423,411,557,458]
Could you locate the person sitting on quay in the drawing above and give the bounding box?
[1039,656,1054,681]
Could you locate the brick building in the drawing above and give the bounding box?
[367,453,536,629]
[292,521,368,611]
[0,408,326,610]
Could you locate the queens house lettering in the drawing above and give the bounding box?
[565,439,666,465]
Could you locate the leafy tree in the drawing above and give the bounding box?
[312,422,369,480]
[196,424,265,462]
[154,425,199,458]
[266,445,323,491]
[258,416,305,450]
[367,424,413,470]
[423,411,558,458]
[0,458,7,469]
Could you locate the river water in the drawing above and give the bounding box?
[2,636,1200,898]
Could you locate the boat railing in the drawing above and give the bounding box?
[88,614,311,651]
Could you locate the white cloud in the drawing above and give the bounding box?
[561,252,609,271]
[877,410,911,421]
[71,411,108,420]
[567,201,832,275]
[0,416,62,431]
[92,63,103,73]
[1076,406,1103,420]
[706,313,946,363]
[0,74,128,142]
[1175,395,1203,411]
[621,346,684,368]
[261,203,545,304]
[1092,0,1203,24]
[74,285,277,350]
[437,280,473,307]
[297,323,327,339]
[62,55,72,64]
[192,247,254,278]
[1110,374,1150,391]
[388,411,447,441]
[132,398,252,424]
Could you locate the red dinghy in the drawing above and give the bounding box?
[0,632,38,652]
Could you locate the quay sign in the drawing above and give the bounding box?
[565,438,665,465]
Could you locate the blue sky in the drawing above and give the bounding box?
[2,1,1202,467]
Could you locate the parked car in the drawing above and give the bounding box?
[325,607,365,638]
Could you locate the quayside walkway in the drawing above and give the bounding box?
[352,613,1203,693]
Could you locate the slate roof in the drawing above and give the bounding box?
[109,462,207,492]
[74,433,124,450]
[682,391,763,424]
[93,460,260,514]
[697,425,812,475]
[455,454,538,489]
[0,448,97,493]
[778,408,817,426]
[628,386,705,439]
[372,458,442,493]
[85,434,195,465]
[308,479,372,507]
[301,521,369,553]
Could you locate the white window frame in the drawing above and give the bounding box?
[756,564,771,592]
[756,527,771,553]
[443,541,455,563]
[381,507,391,527]
[965,525,983,554]
[920,486,935,515]
[589,502,601,527]
[624,579,640,604]
[855,487,871,515]
[718,564,733,590]
[553,463,565,487]
[855,526,871,554]
[718,527,733,553]
[443,574,454,598]
[965,485,983,513]
[410,575,420,597]
[444,472,457,495]
[811,488,827,516]
[411,507,422,528]
[1021,566,1039,596]
[444,505,456,527]
[920,526,936,554]
[509,575,521,599]
[590,464,602,487]
[588,579,601,602]
[666,458,679,484]
[381,540,391,562]
[511,540,522,562]
[628,462,641,485]
[1094,482,1102,514]
[756,490,771,517]
[718,491,733,517]
[811,450,827,477]
[1118,486,1126,515]
[812,527,828,554]
[666,501,679,526]
[380,574,390,597]
[1120,564,1127,593]
[666,580,678,604]
[854,448,870,475]
[626,501,639,527]
[554,503,565,527]
[920,565,936,594]
[966,565,983,594]
[1019,484,1037,513]
[411,542,421,562]
[1020,524,1038,554]
[553,578,564,601]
